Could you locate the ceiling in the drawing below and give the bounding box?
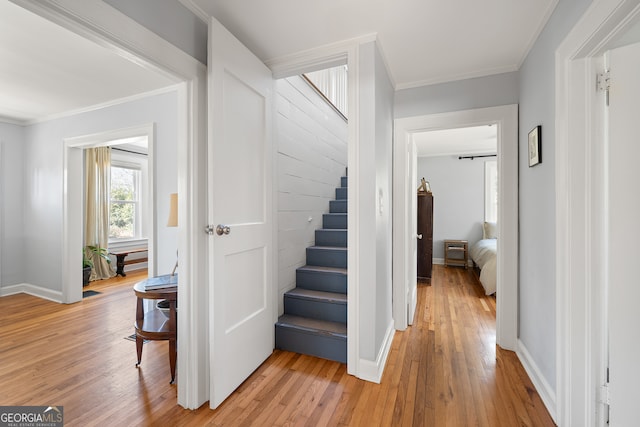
[1,1,558,126]
[414,125,496,157]
[0,1,176,124]
[186,0,558,89]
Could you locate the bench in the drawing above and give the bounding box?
[109,248,148,277]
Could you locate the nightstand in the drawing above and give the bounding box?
[444,240,468,268]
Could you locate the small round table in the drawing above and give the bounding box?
[133,275,177,384]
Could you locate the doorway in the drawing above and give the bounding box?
[415,124,498,293]
[63,125,156,303]
[393,104,519,351]
[556,1,640,424]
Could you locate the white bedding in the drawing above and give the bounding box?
[470,239,497,295]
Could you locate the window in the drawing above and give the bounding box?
[109,164,141,240]
[485,160,498,222]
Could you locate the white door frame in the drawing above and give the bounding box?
[268,35,371,378]
[392,105,519,353]
[555,0,640,425]
[12,0,209,409]
[63,124,156,304]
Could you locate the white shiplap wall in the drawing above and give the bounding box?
[276,75,348,315]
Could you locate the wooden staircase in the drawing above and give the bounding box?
[275,174,347,363]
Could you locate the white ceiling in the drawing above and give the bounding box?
[414,125,496,157]
[0,0,558,125]
[186,0,558,89]
[0,1,176,124]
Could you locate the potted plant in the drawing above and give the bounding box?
[83,246,112,286]
[82,250,93,287]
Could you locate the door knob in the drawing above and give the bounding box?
[216,224,231,236]
[417,234,423,240]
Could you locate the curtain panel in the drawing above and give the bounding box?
[84,147,115,281]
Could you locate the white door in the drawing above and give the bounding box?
[408,141,418,325]
[208,17,273,408]
[607,41,640,426]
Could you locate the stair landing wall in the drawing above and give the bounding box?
[275,76,348,315]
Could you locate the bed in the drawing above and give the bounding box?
[470,222,497,295]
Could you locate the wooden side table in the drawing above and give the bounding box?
[444,240,468,268]
[133,275,177,383]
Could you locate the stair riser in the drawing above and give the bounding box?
[306,248,347,268]
[335,187,347,200]
[275,325,346,364]
[315,229,347,247]
[323,214,347,229]
[329,200,347,213]
[297,269,347,293]
[284,296,346,323]
[341,176,348,187]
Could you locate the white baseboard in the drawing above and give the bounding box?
[0,283,63,303]
[433,258,473,267]
[517,339,557,423]
[358,320,395,383]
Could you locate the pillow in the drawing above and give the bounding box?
[483,221,498,239]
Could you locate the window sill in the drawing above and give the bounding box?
[108,238,148,250]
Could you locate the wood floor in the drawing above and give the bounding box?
[0,266,555,426]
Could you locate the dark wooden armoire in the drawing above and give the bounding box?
[417,191,434,281]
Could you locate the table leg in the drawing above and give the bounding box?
[116,254,127,277]
[169,338,176,384]
[135,334,143,367]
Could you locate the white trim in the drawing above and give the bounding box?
[358,321,395,383]
[555,1,640,425]
[515,0,561,70]
[24,85,180,126]
[177,0,209,23]
[12,0,209,410]
[0,283,63,303]
[395,64,519,91]
[432,258,474,268]
[268,35,365,379]
[0,116,26,126]
[517,339,557,423]
[393,105,518,351]
[63,123,156,304]
[267,34,376,78]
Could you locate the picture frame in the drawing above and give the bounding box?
[528,125,541,167]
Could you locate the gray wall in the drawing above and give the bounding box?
[358,41,394,362]
[518,0,593,390]
[395,0,594,396]
[373,43,394,356]
[395,72,519,119]
[417,156,487,259]
[22,90,179,291]
[0,123,25,286]
[104,0,207,64]
[275,75,348,315]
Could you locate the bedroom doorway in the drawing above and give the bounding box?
[392,105,518,351]
[414,125,498,296]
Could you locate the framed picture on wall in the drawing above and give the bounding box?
[528,125,541,167]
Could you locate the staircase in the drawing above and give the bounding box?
[275,174,348,363]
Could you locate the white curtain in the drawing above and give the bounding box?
[85,147,115,281]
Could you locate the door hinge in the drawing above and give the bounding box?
[597,70,611,106]
[598,382,610,406]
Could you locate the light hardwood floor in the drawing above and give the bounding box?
[0,266,554,426]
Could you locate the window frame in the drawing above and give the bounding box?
[109,159,143,242]
[484,159,498,223]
